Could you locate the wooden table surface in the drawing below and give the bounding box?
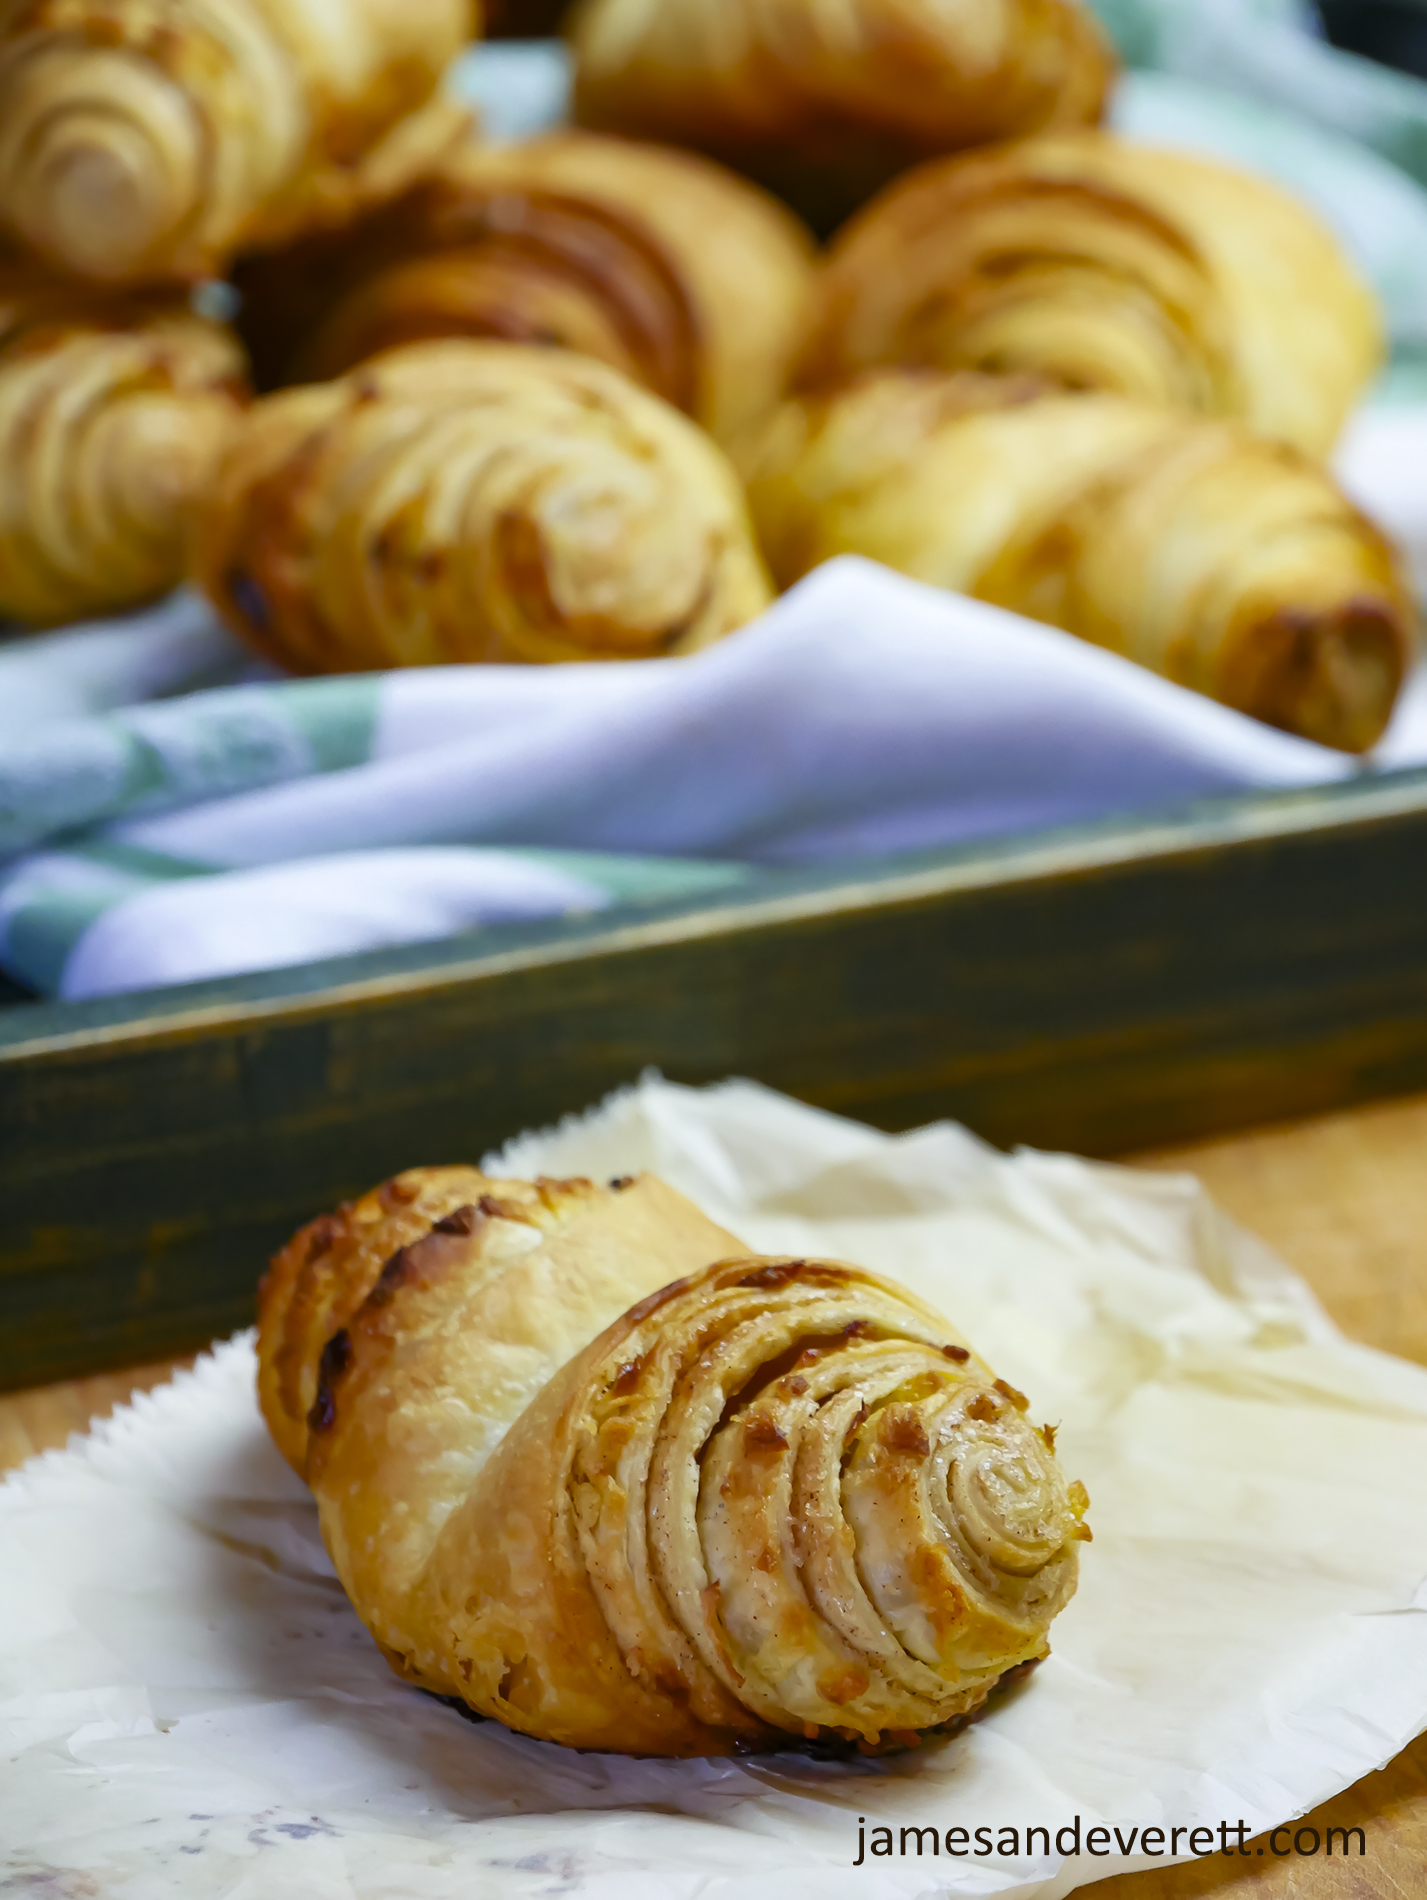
[4,1092,1425,1897]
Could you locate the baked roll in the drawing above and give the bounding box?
[194,339,773,671]
[569,0,1114,232]
[0,0,475,285]
[800,133,1382,458]
[258,1166,1088,1756]
[0,277,246,625]
[234,133,816,448]
[746,371,1416,754]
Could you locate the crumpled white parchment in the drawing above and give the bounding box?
[4,1077,1426,1900]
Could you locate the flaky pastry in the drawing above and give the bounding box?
[0,0,475,285]
[235,132,816,449]
[0,275,246,624]
[195,339,773,670]
[570,0,1114,232]
[258,1166,1088,1756]
[746,370,1416,754]
[800,132,1382,457]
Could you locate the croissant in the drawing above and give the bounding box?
[800,132,1382,459]
[233,133,817,450]
[258,1165,1088,1756]
[0,0,475,286]
[745,371,1416,754]
[0,279,246,625]
[194,339,774,671]
[569,0,1114,232]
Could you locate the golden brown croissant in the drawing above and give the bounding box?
[800,133,1382,459]
[194,339,774,671]
[0,278,246,625]
[569,0,1114,232]
[745,371,1416,754]
[0,0,476,286]
[258,1165,1088,1756]
[234,133,816,450]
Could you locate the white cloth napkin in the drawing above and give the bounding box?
[3,1077,1425,1898]
[7,557,1427,1002]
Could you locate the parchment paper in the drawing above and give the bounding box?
[4,1077,1426,1899]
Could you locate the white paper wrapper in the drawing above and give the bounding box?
[4,1078,1426,1899]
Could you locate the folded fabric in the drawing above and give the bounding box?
[1336,404,1427,601]
[0,592,256,746]
[0,844,752,1000]
[6,557,1427,1004]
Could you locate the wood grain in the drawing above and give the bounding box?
[1,1095,1424,1897]
[10,771,1427,1390]
[0,1353,194,1472]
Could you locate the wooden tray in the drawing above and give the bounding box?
[6,767,1427,1391]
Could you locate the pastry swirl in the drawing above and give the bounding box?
[236,133,816,448]
[746,370,1416,754]
[0,277,246,624]
[0,0,474,285]
[194,338,773,671]
[259,1167,1087,1756]
[801,133,1382,457]
[570,0,1114,232]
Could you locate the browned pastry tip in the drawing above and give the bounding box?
[0,0,476,285]
[193,338,774,673]
[745,369,1416,754]
[569,0,1115,231]
[234,132,816,448]
[0,274,247,625]
[799,130,1382,457]
[258,1168,1088,1756]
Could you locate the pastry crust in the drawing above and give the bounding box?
[258,1168,1088,1756]
[0,269,246,624]
[745,370,1417,754]
[193,337,774,671]
[236,132,817,450]
[0,0,476,285]
[800,132,1383,457]
[569,0,1114,232]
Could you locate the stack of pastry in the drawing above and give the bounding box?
[555,0,1416,749]
[0,0,476,624]
[742,131,1413,753]
[259,1164,1090,1755]
[200,126,813,670]
[0,0,1416,752]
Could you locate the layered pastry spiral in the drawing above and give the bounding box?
[0,0,474,285]
[0,280,246,624]
[800,133,1382,457]
[258,1167,1087,1756]
[234,133,817,448]
[570,0,1114,231]
[746,370,1416,754]
[195,339,773,671]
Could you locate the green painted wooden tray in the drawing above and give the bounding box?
[5,768,1427,1390]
